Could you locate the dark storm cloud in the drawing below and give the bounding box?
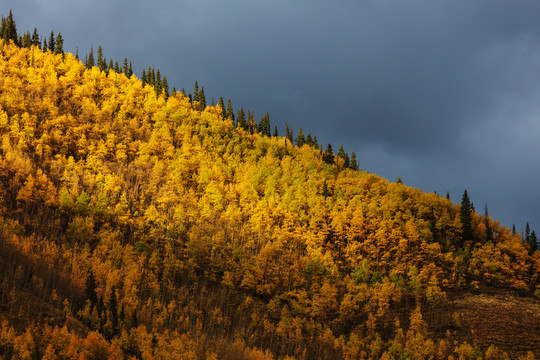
[4,0,540,230]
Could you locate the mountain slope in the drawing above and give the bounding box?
[0,40,539,359]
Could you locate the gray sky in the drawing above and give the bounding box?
[4,0,540,233]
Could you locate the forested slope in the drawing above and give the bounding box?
[0,39,539,359]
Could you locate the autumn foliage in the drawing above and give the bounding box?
[0,39,539,359]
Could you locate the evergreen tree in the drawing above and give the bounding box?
[54,33,64,56]
[323,144,334,164]
[1,10,18,45]
[295,128,306,147]
[397,176,403,184]
[512,224,516,235]
[525,223,531,244]
[108,59,114,71]
[86,46,95,69]
[97,46,107,71]
[237,107,246,129]
[21,31,31,48]
[162,76,169,97]
[141,69,147,86]
[155,69,162,95]
[226,98,234,122]
[32,28,40,47]
[193,81,199,103]
[128,61,133,77]
[285,123,294,144]
[48,31,55,52]
[273,125,279,137]
[484,204,493,243]
[122,58,128,75]
[42,37,47,51]
[247,110,257,134]
[218,97,226,118]
[199,86,206,109]
[350,152,359,170]
[529,230,538,253]
[460,190,473,245]
[259,113,271,137]
[306,133,313,146]
[114,61,120,73]
[337,145,346,160]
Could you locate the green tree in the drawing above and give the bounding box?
[97,46,107,71]
[273,125,278,137]
[460,190,473,245]
[350,152,358,170]
[54,33,64,56]
[237,107,246,129]
[86,46,95,69]
[161,76,169,97]
[323,144,334,164]
[32,28,40,47]
[295,128,306,147]
[259,113,271,137]
[193,80,199,103]
[226,98,235,122]
[217,97,226,118]
[48,31,55,52]
[1,10,18,45]
[199,86,206,109]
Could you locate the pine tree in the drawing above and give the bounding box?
[285,123,294,144]
[226,98,235,122]
[199,86,206,109]
[306,133,313,146]
[337,145,346,160]
[397,176,403,184]
[32,28,40,47]
[193,81,199,103]
[295,128,306,147]
[1,10,18,45]
[350,152,358,170]
[218,97,226,118]
[525,223,531,244]
[114,61,120,73]
[42,37,47,51]
[236,107,246,129]
[86,46,95,69]
[259,113,271,137]
[108,59,114,71]
[162,76,169,97]
[529,230,538,253]
[97,46,107,71]
[141,69,147,86]
[122,58,128,75]
[460,190,473,245]
[48,31,55,52]
[155,69,162,95]
[54,33,64,56]
[128,61,133,77]
[273,125,279,137]
[484,204,493,243]
[323,144,334,164]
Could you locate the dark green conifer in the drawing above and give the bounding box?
[114,61,120,73]
[199,86,206,109]
[273,125,279,137]
[86,46,95,68]
[128,61,133,77]
[218,97,226,118]
[529,230,538,253]
[236,108,246,129]
[155,69,162,95]
[55,33,64,56]
[42,37,47,51]
[162,76,169,97]
[259,113,271,137]
[337,145,346,160]
[226,98,234,122]
[108,59,114,71]
[193,81,199,103]
[306,133,313,146]
[460,190,473,245]
[122,58,128,75]
[141,69,147,86]
[295,128,306,147]
[350,152,359,170]
[323,144,334,164]
[484,205,492,243]
[32,28,40,47]
[97,46,107,71]
[48,31,55,52]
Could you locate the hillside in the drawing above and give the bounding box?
[0,39,539,359]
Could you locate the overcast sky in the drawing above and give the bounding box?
[4,0,540,233]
